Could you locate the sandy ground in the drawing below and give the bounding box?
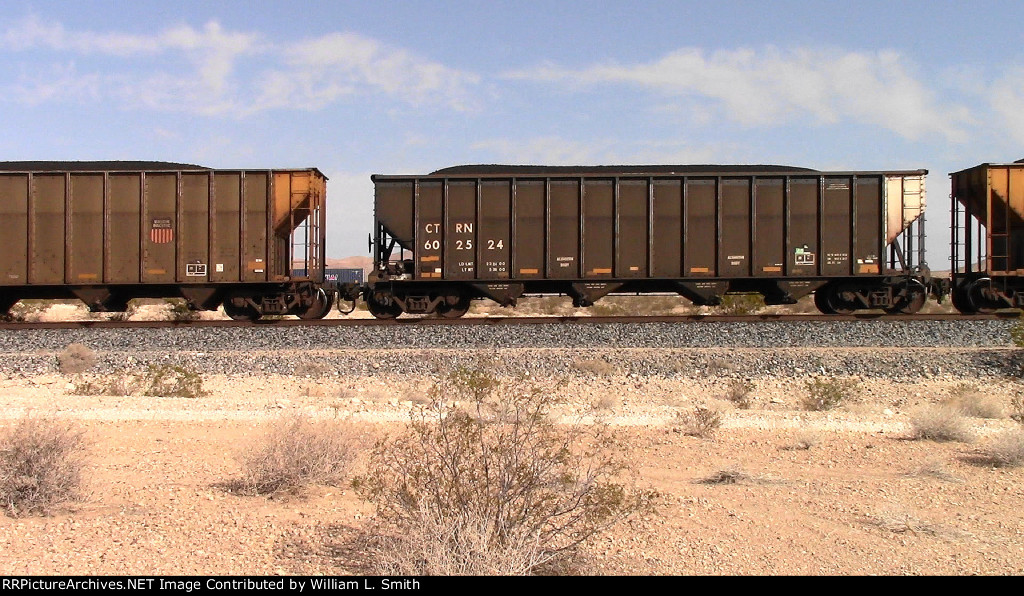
[0,368,1022,576]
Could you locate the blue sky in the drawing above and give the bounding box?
[2,0,1023,264]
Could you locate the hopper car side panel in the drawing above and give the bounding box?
[367,166,931,317]
[0,165,331,320]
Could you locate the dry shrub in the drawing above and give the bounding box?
[801,377,858,411]
[945,387,1004,419]
[0,416,88,517]
[353,366,655,576]
[722,380,754,409]
[70,373,142,397]
[698,467,751,485]
[57,343,96,374]
[716,294,764,315]
[592,394,619,412]
[908,405,974,443]
[1009,394,1024,425]
[572,358,618,376]
[782,429,821,451]
[981,428,1024,467]
[69,364,206,398]
[867,508,943,536]
[904,459,964,483]
[672,406,722,438]
[234,414,359,496]
[142,364,206,398]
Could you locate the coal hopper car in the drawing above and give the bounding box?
[950,159,1024,313]
[0,161,330,321]
[365,164,934,318]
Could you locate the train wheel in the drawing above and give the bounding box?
[367,292,402,319]
[813,289,836,314]
[223,296,261,322]
[966,281,1002,314]
[297,289,334,320]
[824,285,858,315]
[886,290,927,314]
[886,282,927,315]
[437,293,471,319]
[950,284,978,314]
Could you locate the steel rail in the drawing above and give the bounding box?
[0,312,1019,330]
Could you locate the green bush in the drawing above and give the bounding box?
[716,294,764,315]
[142,364,206,398]
[801,377,859,411]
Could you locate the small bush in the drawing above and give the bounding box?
[592,394,619,412]
[801,377,858,411]
[142,364,206,398]
[903,459,964,483]
[572,358,618,376]
[722,380,754,409]
[698,467,751,485]
[70,373,142,396]
[57,343,96,374]
[945,387,1004,419]
[908,405,974,443]
[716,294,764,316]
[233,414,359,496]
[353,366,654,575]
[783,430,821,451]
[867,508,943,536]
[588,301,627,316]
[982,428,1024,467]
[1009,394,1024,425]
[164,299,199,321]
[0,417,88,517]
[673,406,722,438]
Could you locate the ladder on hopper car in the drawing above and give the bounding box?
[950,191,988,276]
[904,181,926,270]
[891,175,928,273]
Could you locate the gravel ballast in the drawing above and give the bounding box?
[0,319,1020,380]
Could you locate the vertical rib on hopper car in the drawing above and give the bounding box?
[367,164,933,318]
[0,162,331,320]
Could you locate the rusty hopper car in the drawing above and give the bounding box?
[366,164,932,318]
[950,160,1024,313]
[0,161,330,321]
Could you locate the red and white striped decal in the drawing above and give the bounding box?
[150,228,174,244]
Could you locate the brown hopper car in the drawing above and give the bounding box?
[367,165,934,318]
[950,160,1024,313]
[0,162,330,320]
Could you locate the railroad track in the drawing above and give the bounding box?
[1,312,1019,330]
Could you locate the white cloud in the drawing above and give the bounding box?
[0,16,477,115]
[250,32,479,114]
[990,67,1024,146]
[506,47,972,142]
